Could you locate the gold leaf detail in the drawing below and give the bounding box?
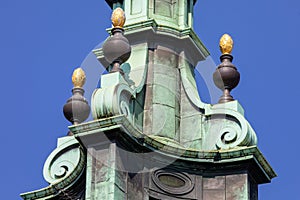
[111,7,126,28]
[72,68,86,88]
[219,34,234,55]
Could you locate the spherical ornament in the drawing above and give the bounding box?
[213,55,240,91]
[102,30,131,64]
[63,88,90,124]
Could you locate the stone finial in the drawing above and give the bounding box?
[111,7,126,29]
[63,68,90,130]
[213,34,240,103]
[219,34,233,55]
[102,8,131,74]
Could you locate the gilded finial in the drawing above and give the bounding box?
[111,7,126,28]
[72,68,86,88]
[219,34,234,55]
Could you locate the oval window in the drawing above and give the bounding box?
[152,169,194,195]
[158,175,185,188]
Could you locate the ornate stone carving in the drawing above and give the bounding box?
[178,52,257,150]
[92,73,135,124]
[43,137,85,184]
[92,49,257,151]
[21,136,86,199]
[204,106,257,150]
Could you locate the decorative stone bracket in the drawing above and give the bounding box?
[43,137,85,183]
[203,102,257,150]
[179,54,257,150]
[20,136,86,199]
[91,65,257,151]
[92,72,136,125]
[90,9,257,152]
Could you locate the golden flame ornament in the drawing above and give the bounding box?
[219,34,234,55]
[72,68,86,88]
[111,7,126,28]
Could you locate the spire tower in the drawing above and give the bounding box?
[21,1,276,200]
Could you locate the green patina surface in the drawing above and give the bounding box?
[69,115,276,182]
[21,1,275,199]
[69,114,275,200]
[20,137,86,200]
[87,1,275,199]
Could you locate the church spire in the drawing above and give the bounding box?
[21,1,276,199]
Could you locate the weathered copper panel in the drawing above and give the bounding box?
[203,176,225,190]
[226,174,249,200]
[203,190,225,200]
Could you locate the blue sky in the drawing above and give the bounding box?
[1,0,299,199]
